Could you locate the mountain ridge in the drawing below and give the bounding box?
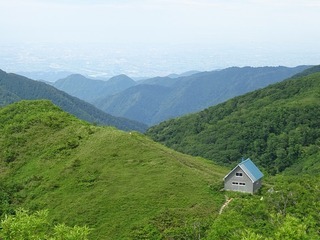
[147,65,320,174]
[53,73,136,103]
[0,70,147,132]
[95,65,310,125]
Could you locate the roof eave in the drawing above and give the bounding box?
[223,164,240,180]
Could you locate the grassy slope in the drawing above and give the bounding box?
[0,100,227,239]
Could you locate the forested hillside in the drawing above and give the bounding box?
[147,66,320,175]
[95,66,310,125]
[0,99,319,239]
[0,69,146,132]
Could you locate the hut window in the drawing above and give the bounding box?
[239,182,246,186]
[232,182,239,185]
[236,172,243,177]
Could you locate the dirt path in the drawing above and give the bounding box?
[219,195,233,215]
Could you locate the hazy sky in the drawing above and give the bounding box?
[1,0,320,45]
[0,0,320,76]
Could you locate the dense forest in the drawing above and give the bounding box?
[147,66,320,175]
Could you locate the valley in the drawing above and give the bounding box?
[0,65,319,239]
[1,0,319,238]
[53,66,310,126]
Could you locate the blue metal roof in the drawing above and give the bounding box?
[239,158,264,182]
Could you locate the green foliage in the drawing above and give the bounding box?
[240,230,264,240]
[130,223,162,240]
[131,209,211,239]
[1,78,319,239]
[273,214,310,240]
[0,100,227,239]
[0,208,90,240]
[206,174,320,240]
[0,183,15,217]
[53,224,90,240]
[1,209,49,240]
[147,69,320,174]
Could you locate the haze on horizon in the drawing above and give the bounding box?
[0,0,319,78]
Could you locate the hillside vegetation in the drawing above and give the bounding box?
[0,69,147,132]
[147,66,320,175]
[0,99,319,239]
[144,67,320,239]
[0,100,227,239]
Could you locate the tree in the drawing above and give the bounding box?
[0,208,90,240]
[273,215,310,240]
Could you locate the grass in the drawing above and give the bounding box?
[0,100,228,239]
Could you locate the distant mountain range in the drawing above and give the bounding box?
[166,70,200,79]
[94,66,310,125]
[2,66,320,239]
[53,74,136,103]
[16,70,75,82]
[17,66,311,126]
[0,69,147,132]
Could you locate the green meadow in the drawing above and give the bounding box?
[0,100,227,239]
